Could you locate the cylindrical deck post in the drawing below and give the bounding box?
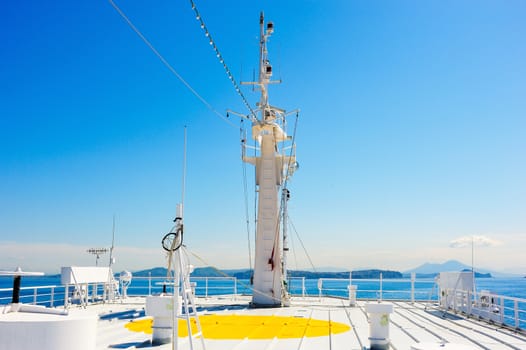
[365,302,394,350]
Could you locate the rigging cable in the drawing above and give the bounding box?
[268,111,299,289]
[108,0,237,128]
[188,0,257,121]
[288,215,318,273]
[273,111,300,274]
[272,111,299,246]
[190,0,262,275]
[187,248,285,304]
[282,111,300,189]
[288,216,299,271]
[240,120,253,272]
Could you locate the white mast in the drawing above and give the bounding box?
[242,13,297,307]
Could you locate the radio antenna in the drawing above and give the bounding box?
[109,214,116,267]
[181,126,187,216]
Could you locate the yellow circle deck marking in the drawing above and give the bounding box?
[125,314,351,339]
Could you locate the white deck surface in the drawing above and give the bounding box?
[81,295,526,350]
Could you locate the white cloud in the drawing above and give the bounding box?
[1,235,523,275]
[0,242,166,274]
[449,235,503,248]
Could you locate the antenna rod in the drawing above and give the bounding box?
[258,12,268,113]
[109,214,116,266]
[180,126,187,218]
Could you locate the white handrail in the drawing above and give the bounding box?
[441,287,525,329]
[1,276,524,331]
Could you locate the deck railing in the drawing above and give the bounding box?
[1,283,119,308]
[287,276,438,302]
[442,288,526,330]
[127,276,239,300]
[0,285,66,307]
[1,276,524,330]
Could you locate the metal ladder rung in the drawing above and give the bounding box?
[173,248,206,350]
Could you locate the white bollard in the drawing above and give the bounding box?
[348,285,357,307]
[145,295,182,345]
[365,302,394,350]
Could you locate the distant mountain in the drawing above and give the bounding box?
[404,260,470,274]
[403,260,493,278]
[133,267,168,277]
[191,267,225,277]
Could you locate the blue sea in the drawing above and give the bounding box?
[1,275,524,302]
[1,275,524,328]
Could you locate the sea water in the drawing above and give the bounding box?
[1,275,524,328]
[1,275,524,302]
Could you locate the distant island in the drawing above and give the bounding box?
[226,269,403,279]
[132,263,493,279]
[133,267,403,279]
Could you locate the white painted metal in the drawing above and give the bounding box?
[176,249,206,350]
[248,130,282,306]
[146,295,181,345]
[119,270,132,298]
[438,271,473,309]
[0,267,44,277]
[82,296,526,350]
[9,303,67,315]
[0,310,97,350]
[61,266,117,307]
[242,13,297,307]
[60,266,114,285]
[348,285,357,306]
[365,302,394,350]
[3,293,522,350]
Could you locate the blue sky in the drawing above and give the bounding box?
[1,1,525,274]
